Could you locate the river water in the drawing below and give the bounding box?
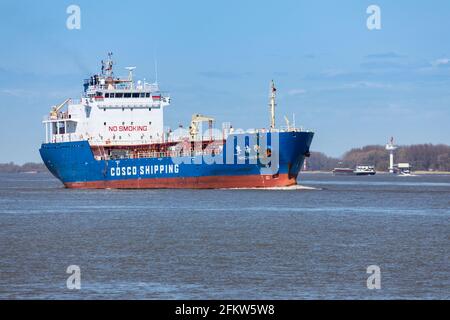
[0,172,448,299]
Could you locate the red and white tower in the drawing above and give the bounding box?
[385,137,398,174]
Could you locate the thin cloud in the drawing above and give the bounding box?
[305,70,374,81]
[273,71,290,77]
[0,88,27,97]
[431,58,450,67]
[365,52,405,59]
[343,81,392,89]
[198,71,253,79]
[303,54,316,59]
[360,61,409,70]
[0,88,77,99]
[287,88,307,96]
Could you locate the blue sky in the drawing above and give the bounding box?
[1,0,450,163]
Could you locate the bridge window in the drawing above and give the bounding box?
[105,93,110,98]
[140,93,145,98]
[124,93,131,98]
[110,93,115,98]
[116,93,123,98]
[145,93,150,97]
[132,93,139,98]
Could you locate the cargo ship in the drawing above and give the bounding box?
[39,53,314,189]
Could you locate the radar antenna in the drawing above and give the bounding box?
[125,66,137,86]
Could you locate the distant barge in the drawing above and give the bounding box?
[333,165,376,176]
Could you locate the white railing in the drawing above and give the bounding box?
[50,133,81,143]
[46,126,313,145]
[43,113,78,122]
[69,98,82,105]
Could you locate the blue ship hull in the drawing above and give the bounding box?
[40,131,314,189]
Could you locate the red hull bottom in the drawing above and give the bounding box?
[64,174,297,189]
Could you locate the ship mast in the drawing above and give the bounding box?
[269,80,277,130]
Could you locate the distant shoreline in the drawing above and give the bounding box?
[0,162,48,174]
[411,170,450,175]
[1,164,450,175]
[1,167,450,175]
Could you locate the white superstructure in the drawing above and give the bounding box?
[43,53,170,146]
[354,165,376,175]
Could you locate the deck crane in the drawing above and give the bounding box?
[190,114,215,141]
[49,98,71,120]
[284,115,291,131]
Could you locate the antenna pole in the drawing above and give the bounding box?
[269,80,276,130]
[105,52,114,77]
[154,59,158,84]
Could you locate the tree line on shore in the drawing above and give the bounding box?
[0,143,449,173]
[307,144,450,172]
[0,162,47,173]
